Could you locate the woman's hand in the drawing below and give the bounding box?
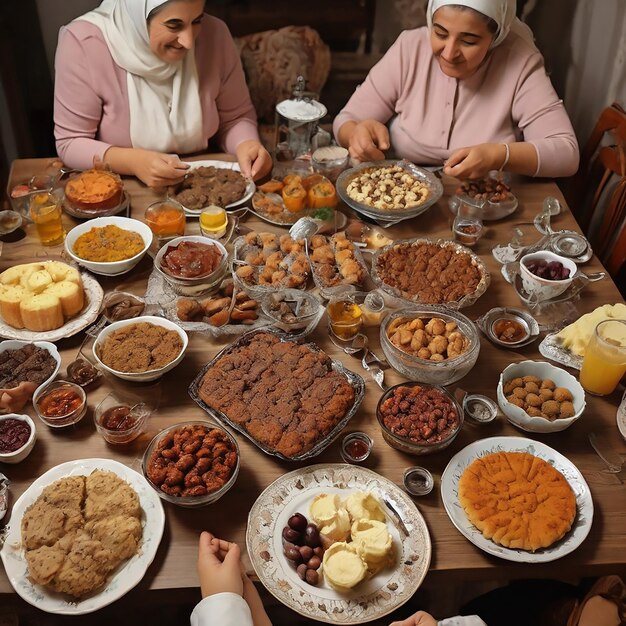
[443,143,507,179]
[197,531,244,599]
[341,120,390,162]
[236,139,273,180]
[389,610,438,626]
[104,147,189,188]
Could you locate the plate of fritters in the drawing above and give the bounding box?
[371,238,490,309]
[0,458,165,614]
[189,329,365,461]
[169,160,255,215]
[247,464,431,624]
[441,436,593,563]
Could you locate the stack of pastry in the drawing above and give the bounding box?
[458,451,576,552]
[0,261,84,331]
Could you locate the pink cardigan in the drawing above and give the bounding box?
[54,15,260,169]
[333,28,579,178]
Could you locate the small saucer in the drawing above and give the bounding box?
[463,394,498,423]
[550,232,589,259]
[476,307,539,348]
[0,210,23,235]
[62,190,131,219]
[403,466,434,496]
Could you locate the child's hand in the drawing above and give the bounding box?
[390,611,438,626]
[197,531,244,599]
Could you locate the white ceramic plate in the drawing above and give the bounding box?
[179,160,255,215]
[0,458,165,615]
[0,273,103,342]
[441,436,593,563]
[246,463,431,624]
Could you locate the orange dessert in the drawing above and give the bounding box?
[65,170,123,212]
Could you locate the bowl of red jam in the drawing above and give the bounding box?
[94,393,150,444]
[33,380,87,428]
[0,413,36,463]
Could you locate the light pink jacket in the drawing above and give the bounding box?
[54,15,260,169]
[333,28,579,178]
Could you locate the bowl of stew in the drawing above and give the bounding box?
[153,235,228,296]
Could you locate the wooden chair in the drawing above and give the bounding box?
[564,102,626,278]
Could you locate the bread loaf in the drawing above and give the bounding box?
[0,261,85,331]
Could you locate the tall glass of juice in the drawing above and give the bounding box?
[579,319,626,395]
[29,191,65,246]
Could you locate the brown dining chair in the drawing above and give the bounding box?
[564,102,626,278]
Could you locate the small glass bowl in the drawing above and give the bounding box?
[142,421,240,507]
[340,431,373,463]
[403,466,434,496]
[380,307,480,386]
[326,296,363,341]
[376,381,464,455]
[94,393,150,444]
[261,289,322,338]
[33,380,87,428]
[144,199,186,240]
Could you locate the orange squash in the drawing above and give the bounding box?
[282,183,307,212]
[307,180,337,208]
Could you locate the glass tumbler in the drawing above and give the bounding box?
[453,199,484,247]
[579,320,626,395]
[29,191,65,246]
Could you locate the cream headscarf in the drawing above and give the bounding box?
[79,0,205,154]
[426,0,537,50]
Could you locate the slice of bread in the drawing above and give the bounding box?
[20,292,65,332]
[46,280,84,318]
[0,284,26,328]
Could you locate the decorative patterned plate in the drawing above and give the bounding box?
[441,436,593,563]
[0,272,104,342]
[174,160,255,215]
[0,458,165,615]
[246,463,431,624]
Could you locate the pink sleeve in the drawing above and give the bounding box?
[53,26,113,170]
[333,34,406,140]
[512,49,579,178]
[213,23,260,154]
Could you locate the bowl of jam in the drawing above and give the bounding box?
[94,393,150,444]
[0,413,36,463]
[33,380,87,428]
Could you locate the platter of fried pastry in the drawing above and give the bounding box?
[0,260,103,342]
[0,458,165,614]
[440,436,593,563]
[246,463,431,624]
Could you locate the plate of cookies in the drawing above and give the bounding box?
[441,436,593,563]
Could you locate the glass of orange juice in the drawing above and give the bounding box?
[579,319,626,395]
[29,191,65,246]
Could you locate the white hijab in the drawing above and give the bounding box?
[426,0,537,50]
[79,0,205,154]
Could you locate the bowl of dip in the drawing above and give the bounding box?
[32,380,87,428]
[0,413,36,463]
[154,235,228,296]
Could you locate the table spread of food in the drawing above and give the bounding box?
[0,157,625,621]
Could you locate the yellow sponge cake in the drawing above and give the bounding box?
[0,261,84,331]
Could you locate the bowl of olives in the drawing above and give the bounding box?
[281,512,325,586]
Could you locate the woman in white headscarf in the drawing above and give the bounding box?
[333,0,579,179]
[54,0,272,187]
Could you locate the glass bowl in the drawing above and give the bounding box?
[94,392,151,444]
[376,382,464,455]
[142,420,240,507]
[153,235,229,297]
[380,307,480,385]
[260,289,322,338]
[32,380,87,428]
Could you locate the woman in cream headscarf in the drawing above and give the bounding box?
[334,0,579,179]
[54,0,271,187]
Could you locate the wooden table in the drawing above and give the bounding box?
[1,157,625,598]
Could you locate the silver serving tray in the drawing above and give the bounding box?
[371,238,490,310]
[188,327,365,462]
[250,191,316,226]
[538,332,583,370]
[336,160,443,225]
[476,307,540,348]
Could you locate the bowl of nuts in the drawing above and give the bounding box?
[380,307,480,385]
[142,421,239,506]
[376,382,463,455]
[336,160,443,224]
[452,171,518,221]
[497,361,585,433]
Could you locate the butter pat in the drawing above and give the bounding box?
[351,519,393,567]
[556,303,626,356]
[322,542,368,590]
[345,491,386,523]
[310,494,351,541]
